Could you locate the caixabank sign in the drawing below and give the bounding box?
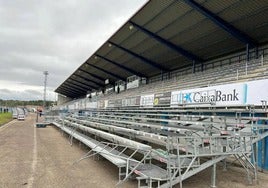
[171,82,249,106]
[171,79,268,106]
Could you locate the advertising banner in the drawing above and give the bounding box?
[154,92,171,106]
[122,96,141,107]
[108,99,115,108]
[140,94,154,106]
[171,82,247,106]
[114,99,122,107]
[247,79,268,105]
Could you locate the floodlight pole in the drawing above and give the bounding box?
[43,71,49,113]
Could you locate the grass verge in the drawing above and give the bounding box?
[0,112,12,126]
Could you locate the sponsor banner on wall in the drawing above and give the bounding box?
[60,79,268,110]
[74,102,78,110]
[114,99,122,107]
[97,100,105,109]
[122,96,141,107]
[68,104,74,110]
[247,79,268,105]
[171,82,247,106]
[104,100,109,108]
[170,79,268,106]
[140,94,154,106]
[108,99,115,108]
[78,99,86,109]
[126,80,139,89]
[154,92,171,106]
[87,102,97,109]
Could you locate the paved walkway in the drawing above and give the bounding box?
[0,114,136,188]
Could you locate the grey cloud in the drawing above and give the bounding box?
[0,89,38,100]
[0,0,147,100]
[0,89,12,94]
[0,88,55,101]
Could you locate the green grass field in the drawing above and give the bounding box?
[0,113,12,126]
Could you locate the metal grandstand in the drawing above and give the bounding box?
[50,1,268,188]
[55,0,268,98]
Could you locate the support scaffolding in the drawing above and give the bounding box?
[51,107,268,188]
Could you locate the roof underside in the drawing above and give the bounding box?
[55,0,268,98]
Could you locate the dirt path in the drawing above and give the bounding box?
[0,114,267,188]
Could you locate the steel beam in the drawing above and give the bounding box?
[69,77,97,90]
[95,54,147,78]
[60,84,89,98]
[59,87,78,95]
[59,93,74,98]
[61,84,85,93]
[68,78,91,89]
[129,21,203,62]
[67,80,93,91]
[78,68,105,82]
[61,83,86,93]
[86,62,125,81]
[57,90,74,97]
[59,86,85,96]
[65,82,89,92]
[59,89,80,97]
[73,74,105,87]
[182,0,257,47]
[109,41,168,72]
[210,162,217,188]
[246,44,250,62]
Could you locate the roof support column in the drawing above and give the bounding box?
[246,44,250,62]
[192,60,196,74]
[255,47,259,59]
[246,44,249,75]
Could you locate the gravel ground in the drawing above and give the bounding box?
[0,114,267,188]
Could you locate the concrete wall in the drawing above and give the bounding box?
[57,94,72,105]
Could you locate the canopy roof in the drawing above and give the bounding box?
[55,0,268,98]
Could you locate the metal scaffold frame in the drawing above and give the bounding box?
[50,106,268,188]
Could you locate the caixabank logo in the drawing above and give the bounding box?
[171,83,248,106]
[181,89,240,103]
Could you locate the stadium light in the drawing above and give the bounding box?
[43,71,49,111]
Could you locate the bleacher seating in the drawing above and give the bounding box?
[51,106,268,187]
[101,56,268,103]
[51,53,268,187]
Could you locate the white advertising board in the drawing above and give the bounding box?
[86,101,97,109]
[104,100,108,109]
[140,94,154,106]
[127,80,139,89]
[60,79,268,111]
[247,79,268,105]
[171,79,268,106]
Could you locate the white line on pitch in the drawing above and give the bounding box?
[27,124,37,188]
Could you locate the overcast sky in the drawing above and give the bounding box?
[0,0,147,101]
